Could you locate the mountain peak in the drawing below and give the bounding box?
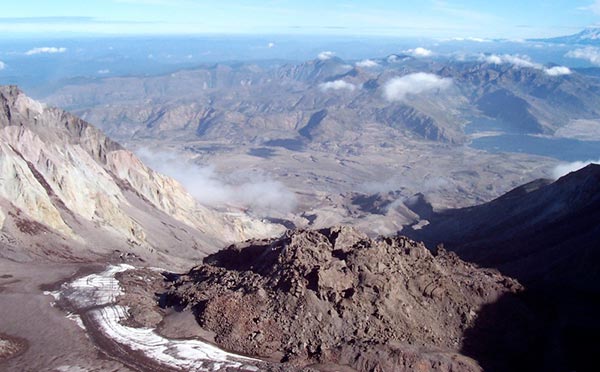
[0,85,22,97]
[575,26,600,40]
[532,26,600,44]
[555,163,600,191]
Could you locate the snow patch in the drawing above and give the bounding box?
[64,264,133,308]
[59,264,259,371]
[66,313,86,330]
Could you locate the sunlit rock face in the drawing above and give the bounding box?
[0,86,283,263]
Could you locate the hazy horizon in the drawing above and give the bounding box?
[2,1,600,39]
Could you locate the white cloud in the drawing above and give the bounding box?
[481,53,571,76]
[382,73,452,102]
[566,47,600,65]
[386,54,411,63]
[506,56,540,69]
[451,36,491,43]
[319,80,356,92]
[136,149,297,216]
[0,61,5,70]
[552,159,600,179]
[317,51,335,60]
[97,69,110,74]
[404,47,433,57]
[267,42,275,48]
[356,59,379,68]
[545,66,572,76]
[504,55,538,68]
[482,54,541,69]
[25,47,67,55]
[483,54,503,64]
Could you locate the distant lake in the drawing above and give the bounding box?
[470,134,600,161]
[466,116,532,135]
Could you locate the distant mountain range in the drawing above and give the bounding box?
[42,55,600,147]
[40,53,599,225]
[532,27,600,45]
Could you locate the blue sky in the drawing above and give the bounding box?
[1,0,600,39]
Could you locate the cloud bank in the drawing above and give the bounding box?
[317,51,335,60]
[566,47,600,65]
[356,59,379,68]
[481,53,571,76]
[319,80,356,92]
[136,149,297,216]
[404,47,433,57]
[552,159,600,179]
[25,47,67,55]
[383,73,452,102]
[450,36,491,43]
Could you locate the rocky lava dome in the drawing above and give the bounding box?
[159,227,523,371]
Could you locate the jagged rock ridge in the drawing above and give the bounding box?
[155,226,522,371]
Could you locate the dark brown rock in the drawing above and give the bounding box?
[159,227,523,371]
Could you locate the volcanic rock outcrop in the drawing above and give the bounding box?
[157,226,523,371]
